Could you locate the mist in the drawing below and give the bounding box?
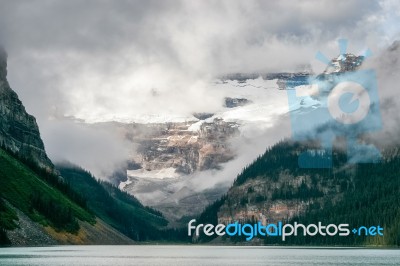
[41,119,131,179]
[0,0,399,179]
[188,117,292,191]
[366,41,400,147]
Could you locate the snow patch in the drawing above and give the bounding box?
[187,120,204,131]
[118,179,132,190]
[127,167,180,179]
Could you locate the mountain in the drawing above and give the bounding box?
[196,140,400,246]
[115,118,239,222]
[62,72,315,224]
[195,51,400,246]
[56,164,170,241]
[0,47,168,245]
[0,48,53,171]
[0,147,136,245]
[323,53,364,74]
[83,77,291,223]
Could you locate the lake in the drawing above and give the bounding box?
[0,246,399,266]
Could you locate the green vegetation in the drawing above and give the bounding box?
[0,148,95,237]
[270,181,324,201]
[234,140,339,186]
[0,195,18,245]
[0,143,189,243]
[57,164,174,241]
[0,196,18,231]
[283,159,400,246]
[1,145,87,210]
[197,140,400,246]
[197,196,226,227]
[30,193,79,233]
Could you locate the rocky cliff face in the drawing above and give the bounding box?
[0,47,53,170]
[80,76,286,223]
[113,118,239,177]
[323,53,364,74]
[201,52,367,230]
[217,171,349,225]
[92,118,239,222]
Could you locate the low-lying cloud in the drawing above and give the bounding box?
[0,0,399,179]
[41,119,131,179]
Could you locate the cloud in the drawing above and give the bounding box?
[0,0,391,118]
[363,40,400,147]
[0,0,398,178]
[188,116,292,190]
[40,119,131,179]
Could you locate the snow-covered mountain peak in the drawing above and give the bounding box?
[324,53,364,74]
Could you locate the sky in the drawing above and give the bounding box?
[0,0,399,178]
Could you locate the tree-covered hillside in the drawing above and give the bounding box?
[197,140,400,246]
[57,164,190,242]
[0,148,95,245]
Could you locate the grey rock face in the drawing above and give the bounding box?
[0,47,53,170]
[323,53,364,74]
[192,112,214,120]
[119,118,239,175]
[224,97,251,108]
[218,171,349,226]
[0,47,7,80]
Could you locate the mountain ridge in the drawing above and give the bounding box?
[0,47,53,171]
[0,48,171,245]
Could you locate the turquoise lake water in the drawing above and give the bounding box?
[0,245,399,266]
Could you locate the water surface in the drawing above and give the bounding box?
[0,245,399,266]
